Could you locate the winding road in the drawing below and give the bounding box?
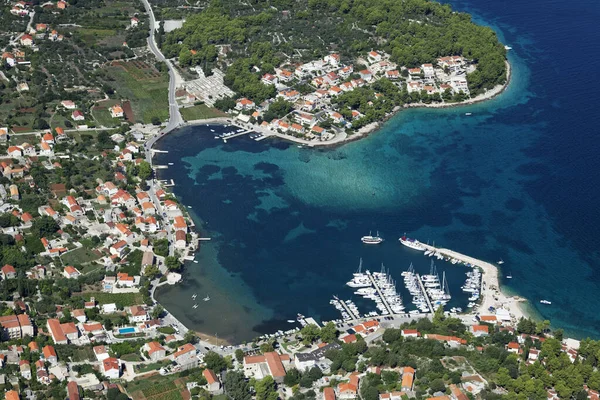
[140,0,183,132]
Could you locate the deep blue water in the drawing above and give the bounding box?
[155,0,600,343]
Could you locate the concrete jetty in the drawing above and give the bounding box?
[415,273,434,313]
[419,243,527,321]
[366,271,394,315]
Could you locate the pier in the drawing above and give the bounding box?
[154,165,169,169]
[333,297,359,320]
[415,273,435,313]
[366,271,394,315]
[151,149,169,154]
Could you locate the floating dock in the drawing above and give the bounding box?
[366,271,395,315]
[415,273,435,313]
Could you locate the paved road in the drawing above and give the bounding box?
[140,0,183,132]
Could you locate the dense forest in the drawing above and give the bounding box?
[162,0,507,95]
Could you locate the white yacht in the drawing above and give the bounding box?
[361,231,384,244]
[399,234,426,251]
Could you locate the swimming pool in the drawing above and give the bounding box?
[118,327,136,334]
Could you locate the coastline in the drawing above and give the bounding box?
[420,243,530,323]
[150,60,513,149]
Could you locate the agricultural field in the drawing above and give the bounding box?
[180,104,227,121]
[92,99,124,128]
[129,375,190,400]
[105,60,169,124]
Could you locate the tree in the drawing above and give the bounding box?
[204,351,227,372]
[165,256,181,271]
[283,368,301,387]
[30,216,59,238]
[235,349,244,363]
[151,305,164,319]
[137,161,152,181]
[320,322,338,343]
[151,116,161,125]
[255,376,278,400]
[300,324,321,345]
[225,371,251,400]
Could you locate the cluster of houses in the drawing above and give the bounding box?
[4,128,67,160]
[232,50,473,143]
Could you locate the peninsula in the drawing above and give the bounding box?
[157,0,509,146]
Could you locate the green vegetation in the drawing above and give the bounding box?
[104,62,170,124]
[78,292,145,308]
[180,104,228,121]
[60,246,102,266]
[165,0,506,99]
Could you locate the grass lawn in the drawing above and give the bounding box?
[75,28,117,46]
[121,353,143,362]
[92,106,122,128]
[72,347,96,362]
[135,360,171,373]
[105,63,169,124]
[180,104,227,121]
[9,134,38,146]
[77,292,145,306]
[61,246,102,266]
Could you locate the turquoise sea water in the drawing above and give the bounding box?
[155,0,600,343]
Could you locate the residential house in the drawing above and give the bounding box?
[143,341,166,361]
[128,306,148,323]
[7,146,22,157]
[368,51,382,63]
[262,73,278,85]
[359,70,373,81]
[235,98,255,111]
[20,34,33,46]
[203,369,221,393]
[0,314,34,339]
[63,266,81,279]
[61,100,77,109]
[20,360,31,379]
[110,240,128,257]
[72,309,87,323]
[470,325,489,337]
[67,381,80,400]
[174,230,186,249]
[173,343,197,367]
[71,110,85,121]
[401,329,420,338]
[42,345,58,364]
[338,374,359,399]
[1,264,16,279]
[102,357,121,379]
[401,366,415,391]
[93,345,110,361]
[110,105,124,118]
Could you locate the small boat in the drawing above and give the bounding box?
[168,162,174,166]
[497,259,504,265]
[210,129,215,132]
[187,205,192,208]
[203,295,210,302]
[193,260,199,264]
[465,112,472,116]
[287,320,295,323]
[505,45,512,50]
[361,231,383,244]
[540,300,551,305]
[192,304,198,309]
[506,273,512,279]
[191,294,197,300]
